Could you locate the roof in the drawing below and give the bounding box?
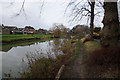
[25,26,34,29]
[3,26,17,28]
[2,26,17,30]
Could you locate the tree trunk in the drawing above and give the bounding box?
[90,0,95,38]
[101,1,119,47]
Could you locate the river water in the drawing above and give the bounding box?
[1,39,64,78]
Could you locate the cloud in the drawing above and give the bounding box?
[1,1,71,30]
[1,0,120,30]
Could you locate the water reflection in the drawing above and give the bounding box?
[2,39,64,78]
[2,41,43,52]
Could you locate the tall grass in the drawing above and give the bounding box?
[87,46,120,66]
[22,39,77,78]
[85,46,120,78]
[81,37,120,78]
[22,57,58,78]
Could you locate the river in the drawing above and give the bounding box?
[1,39,65,78]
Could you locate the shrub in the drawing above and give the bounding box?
[86,46,120,66]
[85,46,120,78]
[22,57,59,78]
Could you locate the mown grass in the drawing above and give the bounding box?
[1,34,52,41]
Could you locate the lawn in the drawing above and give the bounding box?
[1,34,53,41]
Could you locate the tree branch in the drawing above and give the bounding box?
[16,0,26,16]
[40,0,45,17]
[87,0,92,6]
[64,0,74,15]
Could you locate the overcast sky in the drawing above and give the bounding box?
[0,0,120,30]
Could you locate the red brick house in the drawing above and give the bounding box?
[24,26,35,34]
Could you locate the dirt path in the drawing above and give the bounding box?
[61,41,87,78]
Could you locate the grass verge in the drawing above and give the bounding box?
[1,34,52,41]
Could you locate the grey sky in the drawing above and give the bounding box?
[0,0,73,30]
[0,0,120,30]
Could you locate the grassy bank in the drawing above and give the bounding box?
[71,39,79,61]
[81,38,101,60]
[22,39,78,78]
[2,38,51,52]
[1,34,53,51]
[81,37,120,78]
[1,34,53,41]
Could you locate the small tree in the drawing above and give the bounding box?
[65,0,101,38]
[50,23,67,38]
[71,25,89,37]
[53,28,61,38]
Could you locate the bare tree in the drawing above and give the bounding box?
[16,0,26,16]
[50,23,67,38]
[71,25,89,37]
[89,0,95,38]
[65,0,103,38]
[13,0,45,18]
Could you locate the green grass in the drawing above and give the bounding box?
[1,34,53,41]
[72,39,79,60]
[83,41,100,52]
[81,38,101,60]
[2,38,51,52]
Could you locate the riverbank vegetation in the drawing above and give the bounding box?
[21,39,79,78]
[1,0,120,78]
[86,46,120,78]
[49,23,69,38]
[81,37,120,78]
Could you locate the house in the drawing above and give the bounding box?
[2,28,10,34]
[38,28,49,34]
[1,25,17,34]
[15,28,27,34]
[16,26,35,34]
[1,24,37,35]
[0,25,2,34]
[24,26,35,34]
